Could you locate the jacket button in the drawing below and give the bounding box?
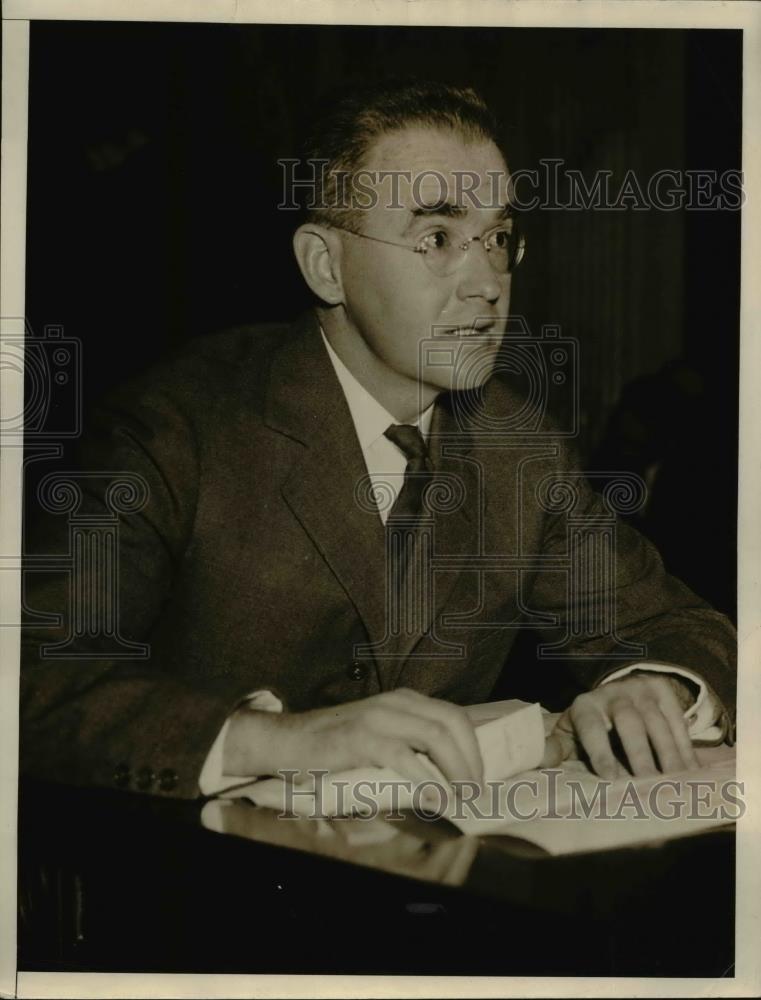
[347,660,367,681]
[136,766,156,791]
[113,762,130,788]
[158,768,178,792]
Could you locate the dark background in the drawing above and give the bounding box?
[24,22,740,617]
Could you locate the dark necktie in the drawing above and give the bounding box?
[384,423,433,523]
[383,424,435,640]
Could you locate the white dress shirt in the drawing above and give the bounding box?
[199,332,723,795]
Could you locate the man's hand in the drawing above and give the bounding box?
[223,687,483,785]
[541,674,700,779]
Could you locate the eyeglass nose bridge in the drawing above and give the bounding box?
[456,234,485,253]
[451,233,502,274]
[452,231,525,276]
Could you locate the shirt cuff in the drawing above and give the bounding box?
[600,662,725,743]
[198,690,284,796]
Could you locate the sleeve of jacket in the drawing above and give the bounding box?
[20,362,268,799]
[525,433,737,739]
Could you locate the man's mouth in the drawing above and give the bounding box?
[439,320,498,338]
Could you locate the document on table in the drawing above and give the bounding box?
[227,698,738,856]
[447,743,738,854]
[239,699,546,816]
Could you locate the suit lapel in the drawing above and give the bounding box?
[265,313,391,659]
[384,393,481,685]
[265,313,480,687]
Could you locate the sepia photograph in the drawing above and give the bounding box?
[1,2,759,997]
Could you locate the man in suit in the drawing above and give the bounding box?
[21,81,735,799]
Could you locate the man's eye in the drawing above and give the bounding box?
[487,228,511,249]
[419,230,451,252]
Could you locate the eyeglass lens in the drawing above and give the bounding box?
[424,231,524,277]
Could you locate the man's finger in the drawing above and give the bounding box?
[385,741,445,787]
[389,689,483,782]
[540,727,576,768]
[365,704,475,784]
[568,702,620,779]
[638,699,688,774]
[609,700,658,777]
[411,717,476,784]
[656,681,700,770]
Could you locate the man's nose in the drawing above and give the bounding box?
[455,241,505,303]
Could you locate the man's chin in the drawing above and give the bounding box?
[422,338,501,396]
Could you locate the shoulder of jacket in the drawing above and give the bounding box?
[95,320,298,423]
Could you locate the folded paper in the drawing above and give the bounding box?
[246,701,545,817]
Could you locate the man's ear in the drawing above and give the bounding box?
[292,224,344,305]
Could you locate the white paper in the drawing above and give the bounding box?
[447,744,738,852]
[244,700,546,817]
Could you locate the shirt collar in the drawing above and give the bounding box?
[320,329,435,450]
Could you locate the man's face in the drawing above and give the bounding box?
[335,126,514,409]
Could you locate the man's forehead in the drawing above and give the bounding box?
[366,124,506,169]
[362,125,511,211]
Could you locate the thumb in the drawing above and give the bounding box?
[540,723,576,768]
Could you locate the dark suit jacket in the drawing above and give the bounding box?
[20,311,736,797]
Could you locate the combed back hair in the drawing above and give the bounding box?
[300,79,501,232]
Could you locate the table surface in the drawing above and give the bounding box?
[17,762,737,978]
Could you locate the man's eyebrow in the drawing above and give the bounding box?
[408,201,467,221]
[406,201,516,227]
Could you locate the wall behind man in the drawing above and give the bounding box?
[24,22,740,615]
